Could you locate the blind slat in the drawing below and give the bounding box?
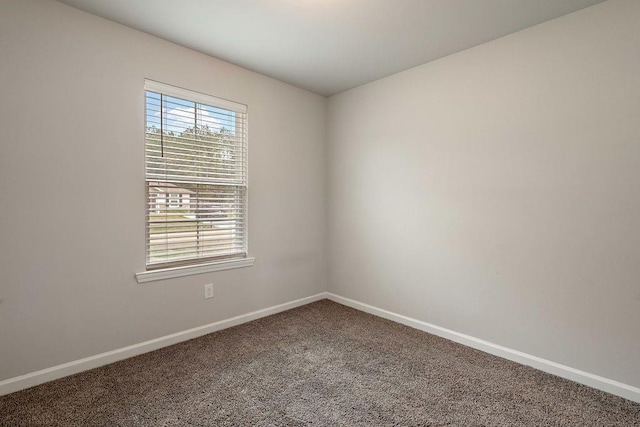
[145,135,247,152]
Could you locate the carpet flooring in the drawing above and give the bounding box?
[1,300,639,426]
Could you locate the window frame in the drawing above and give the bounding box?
[136,80,254,283]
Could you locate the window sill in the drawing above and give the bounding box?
[136,257,255,283]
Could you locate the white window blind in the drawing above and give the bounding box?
[144,80,248,270]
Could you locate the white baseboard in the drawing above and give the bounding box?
[4,291,638,404]
[326,292,640,404]
[0,292,328,397]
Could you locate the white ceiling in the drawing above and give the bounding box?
[57,0,605,96]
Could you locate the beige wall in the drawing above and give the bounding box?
[327,0,640,388]
[0,0,326,381]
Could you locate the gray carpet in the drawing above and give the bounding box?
[1,300,639,426]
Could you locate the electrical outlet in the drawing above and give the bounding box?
[204,284,214,299]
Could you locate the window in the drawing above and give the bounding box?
[143,80,248,271]
[168,193,180,208]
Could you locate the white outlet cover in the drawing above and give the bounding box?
[204,284,214,299]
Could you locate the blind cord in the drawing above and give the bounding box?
[160,95,164,158]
